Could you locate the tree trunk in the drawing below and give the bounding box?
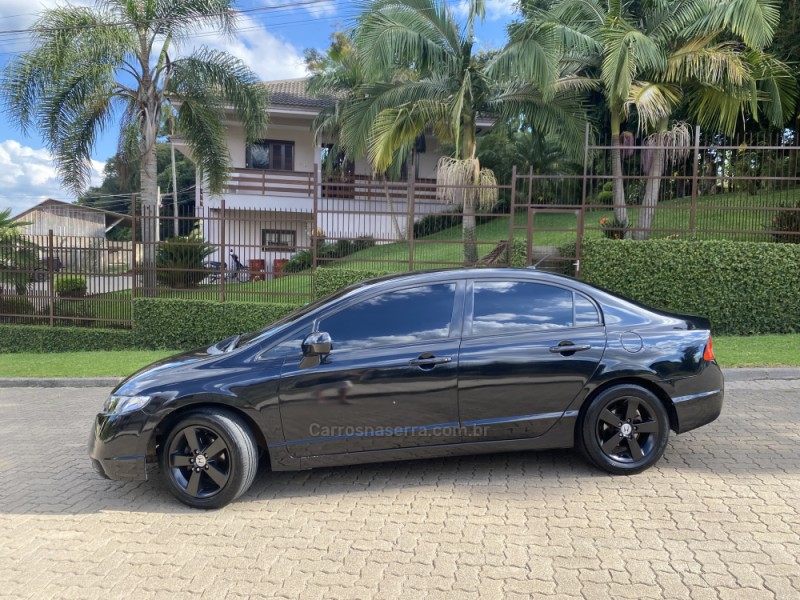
[462,119,479,265]
[633,145,666,240]
[381,175,405,241]
[610,109,629,230]
[139,141,159,297]
[171,141,179,237]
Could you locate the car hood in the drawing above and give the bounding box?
[112,346,231,398]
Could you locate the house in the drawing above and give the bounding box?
[175,78,492,274]
[13,199,132,238]
[12,199,134,271]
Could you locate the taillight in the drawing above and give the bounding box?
[703,336,715,362]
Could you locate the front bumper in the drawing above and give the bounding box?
[88,411,150,481]
[671,362,724,434]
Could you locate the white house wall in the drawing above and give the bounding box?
[225,120,317,172]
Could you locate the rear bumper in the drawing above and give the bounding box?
[671,363,724,434]
[88,412,150,481]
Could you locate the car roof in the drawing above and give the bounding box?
[358,267,587,291]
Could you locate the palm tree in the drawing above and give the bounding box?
[1,0,269,291]
[343,0,586,264]
[513,0,796,238]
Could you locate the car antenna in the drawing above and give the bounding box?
[528,254,552,270]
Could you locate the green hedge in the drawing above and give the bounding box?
[133,298,300,349]
[581,239,800,335]
[0,325,137,353]
[314,268,391,299]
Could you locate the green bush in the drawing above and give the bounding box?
[55,275,87,298]
[156,234,214,288]
[133,298,300,349]
[283,237,378,273]
[596,181,613,205]
[314,268,391,299]
[52,299,93,326]
[771,202,800,244]
[0,324,136,353]
[0,296,39,324]
[581,239,800,335]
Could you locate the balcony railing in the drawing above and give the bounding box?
[224,168,439,203]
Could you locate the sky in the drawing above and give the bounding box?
[0,0,517,216]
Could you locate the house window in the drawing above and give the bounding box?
[262,229,296,251]
[246,140,295,171]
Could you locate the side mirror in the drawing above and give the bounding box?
[302,331,332,357]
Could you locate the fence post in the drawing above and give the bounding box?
[220,199,226,303]
[407,166,416,271]
[526,166,534,266]
[131,194,137,300]
[576,122,591,278]
[508,165,517,265]
[48,229,55,327]
[690,125,701,233]
[312,169,319,274]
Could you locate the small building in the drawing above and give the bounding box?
[12,199,132,238]
[12,199,134,271]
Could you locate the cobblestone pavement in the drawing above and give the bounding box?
[1,380,799,600]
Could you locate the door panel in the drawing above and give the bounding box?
[458,279,606,442]
[278,339,460,457]
[458,328,606,441]
[277,281,463,457]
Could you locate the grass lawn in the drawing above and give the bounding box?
[0,334,797,378]
[714,334,800,368]
[0,350,179,378]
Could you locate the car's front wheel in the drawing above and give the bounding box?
[579,384,669,475]
[160,409,258,509]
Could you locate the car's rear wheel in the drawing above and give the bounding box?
[160,409,258,509]
[579,384,669,475]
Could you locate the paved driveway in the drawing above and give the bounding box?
[1,379,798,600]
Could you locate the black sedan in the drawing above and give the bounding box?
[89,268,723,508]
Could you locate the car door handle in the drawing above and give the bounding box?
[549,344,592,354]
[409,356,452,368]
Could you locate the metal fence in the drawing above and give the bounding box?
[2,125,799,329]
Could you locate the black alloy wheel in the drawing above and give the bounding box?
[160,410,258,509]
[580,384,669,475]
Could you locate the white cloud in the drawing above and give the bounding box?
[453,0,518,21]
[193,14,308,80]
[0,140,104,216]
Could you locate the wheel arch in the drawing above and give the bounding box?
[576,377,678,435]
[148,401,270,468]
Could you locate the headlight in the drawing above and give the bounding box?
[102,395,152,414]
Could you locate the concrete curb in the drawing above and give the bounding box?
[0,377,124,388]
[0,368,798,388]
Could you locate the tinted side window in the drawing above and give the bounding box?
[575,293,601,326]
[472,281,573,336]
[320,284,456,351]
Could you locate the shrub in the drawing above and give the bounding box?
[0,296,38,324]
[52,299,93,326]
[133,298,300,349]
[55,275,87,298]
[0,324,136,353]
[413,211,463,237]
[596,181,613,205]
[156,233,214,288]
[598,216,628,240]
[314,268,391,299]
[581,239,800,335]
[771,202,800,244]
[283,237,378,273]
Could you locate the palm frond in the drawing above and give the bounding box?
[168,48,269,145]
[626,81,682,132]
[149,0,237,40]
[683,0,779,50]
[354,0,461,79]
[666,38,749,88]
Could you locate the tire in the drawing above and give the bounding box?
[237,270,250,283]
[33,271,47,283]
[579,384,669,475]
[160,409,259,509]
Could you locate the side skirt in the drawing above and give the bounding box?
[275,415,578,471]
